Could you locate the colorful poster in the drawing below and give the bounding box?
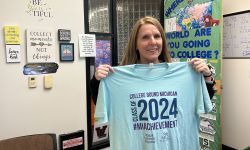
[164,0,222,150]
[26,28,55,63]
[95,40,111,67]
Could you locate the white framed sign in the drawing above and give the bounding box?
[5,45,21,63]
[26,28,55,63]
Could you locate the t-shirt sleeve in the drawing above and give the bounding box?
[94,80,108,124]
[196,75,213,114]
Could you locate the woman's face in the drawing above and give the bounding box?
[136,23,163,64]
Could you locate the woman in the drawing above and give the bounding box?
[90,16,215,104]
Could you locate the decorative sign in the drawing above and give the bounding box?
[26,28,55,63]
[59,130,85,150]
[26,0,53,21]
[58,29,71,41]
[4,25,21,63]
[78,34,96,57]
[5,45,21,63]
[4,26,21,45]
[59,43,74,61]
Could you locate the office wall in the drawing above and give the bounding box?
[0,0,87,148]
[222,0,250,149]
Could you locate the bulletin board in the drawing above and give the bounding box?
[164,0,222,149]
[223,10,250,58]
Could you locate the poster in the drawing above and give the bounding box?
[164,0,222,149]
[95,40,111,67]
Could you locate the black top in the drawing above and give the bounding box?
[90,75,216,105]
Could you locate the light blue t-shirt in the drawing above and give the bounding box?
[95,62,212,150]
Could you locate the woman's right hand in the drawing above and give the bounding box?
[95,64,114,80]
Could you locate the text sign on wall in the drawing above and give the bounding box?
[26,28,55,63]
[26,0,53,21]
[4,26,21,45]
[58,29,71,41]
[78,34,96,57]
[6,45,21,63]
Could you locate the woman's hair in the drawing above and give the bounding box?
[120,16,172,65]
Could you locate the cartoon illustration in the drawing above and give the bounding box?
[203,15,220,27]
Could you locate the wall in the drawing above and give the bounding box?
[0,0,87,148]
[222,0,250,149]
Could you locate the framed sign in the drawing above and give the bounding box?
[26,28,55,63]
[5,45,21,63]
[59,130,85,150]
[58,29,71,41]
[59,43,74,61]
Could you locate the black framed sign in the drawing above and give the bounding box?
[58,29,71,41]
[59,130,85,150]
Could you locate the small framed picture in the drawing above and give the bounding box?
[59,43,74,61]
[58,29,71,41]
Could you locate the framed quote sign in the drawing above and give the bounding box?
[58,29,71,41]
[26,28,55,63]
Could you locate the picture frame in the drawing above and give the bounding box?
[59,43,74,61]
[58,29,71,41]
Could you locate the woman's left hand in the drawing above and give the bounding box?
[189,58,211,77]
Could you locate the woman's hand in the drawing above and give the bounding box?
[189,58,212,78]
[95,64,114,80]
